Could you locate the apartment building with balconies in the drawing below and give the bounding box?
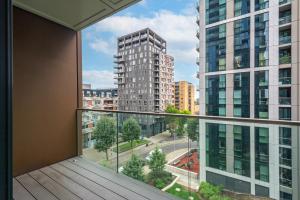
[83,87,118,110]
[114,28,174,113]
[174,81,196,114]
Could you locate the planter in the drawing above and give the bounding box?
[161,175,179,191]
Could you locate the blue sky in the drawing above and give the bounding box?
[82,0,198,89]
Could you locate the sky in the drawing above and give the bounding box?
[82,0,198,89]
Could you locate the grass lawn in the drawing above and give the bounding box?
[112,139,150,153]
[166,183,200,200]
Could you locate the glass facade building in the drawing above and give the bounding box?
[234,0,250,16]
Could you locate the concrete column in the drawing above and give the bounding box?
[199,119,206,183]
[250,125,256,195]
[226,125,234,173]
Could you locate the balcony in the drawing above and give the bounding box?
[279,0,291,5]
[279,48,291,65]
[279,10,291,26]
[13,157,176,200]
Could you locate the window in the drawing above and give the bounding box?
[234,17,250,69]
[280,167,292,188]
[255,13,269,67]
[280,192,292,200]
[279,147,292,167]
[206,123,227,171]
[279,127,291,146]
[255,0,269,11]
[235,0,250,16]
[279,68,291,85]
[206,0,226,24]
[233,73,250,117]
[255,71,269,119]
[255,127,269,182]
[234,125,250,177]
[206,24,226,72]
[206,74,226,116]
[279,107,291,120]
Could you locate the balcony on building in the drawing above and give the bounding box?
[279,28,291,46]
[279,47,292,65]
[279,7,291,26]
[279,0,291,6]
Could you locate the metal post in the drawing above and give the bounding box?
[0,0,13,199]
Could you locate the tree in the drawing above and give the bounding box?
[122,117,141,149]
[122,154,145,181]
[186,118,199,142]
[93,117,116,160]
[148,147,167,176]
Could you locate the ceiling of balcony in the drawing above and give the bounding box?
[13,0,140,31]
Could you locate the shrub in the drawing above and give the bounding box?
[154,178,166,189]
[199,182,221,199]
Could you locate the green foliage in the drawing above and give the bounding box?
[112,139,149,153]
[93,117,116,160]
[122,154,145,181]
[165,105,191,137]
[148,147,167,176]
[186,119,199,142]
[154,178,166,189]
[122,117,141,148]
[199,182,231,200]
[165,105,180,113]
[166,183,200,200]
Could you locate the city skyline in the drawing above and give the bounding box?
[82,0,198,89]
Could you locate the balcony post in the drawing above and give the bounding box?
[0,0,13,199]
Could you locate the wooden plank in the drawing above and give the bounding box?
[13,179,35,200]
[51,163,127,200]
[29,170,81,200]
[58,161,145,200]
[16,174,58,200]
[40,166,102,200]
[67,157,178,200]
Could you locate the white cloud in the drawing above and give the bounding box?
[83,70,115,89]
[89,9,198,67]
[89,38,114,55]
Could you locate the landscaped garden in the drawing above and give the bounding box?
[172,149,199,174]
[112,139,150,153]
[166,182,232,200]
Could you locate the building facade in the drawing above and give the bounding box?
[198,0,300,121]
[82,88,118,110]
[197,0,300,199]
[114,28,174,112]
[175,81,196,114]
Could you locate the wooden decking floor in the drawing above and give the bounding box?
[13,157,179,200]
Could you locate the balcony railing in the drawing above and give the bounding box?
[77,108,300,199]
[279,77,291,85]
[279,36,291,45]
[279,15,291,25]
[279,97,291,105]
[279,55,291,64]
[279,0,291,5]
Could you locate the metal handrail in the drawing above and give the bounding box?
[76,108,300,126]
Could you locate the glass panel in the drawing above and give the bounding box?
[206,0,226,24]
[206,74,226,116]
[255,13,269,67]
[206,24,226,72]
[255,71,269,119]
[235,0,250,16]
[234,17,250,69]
